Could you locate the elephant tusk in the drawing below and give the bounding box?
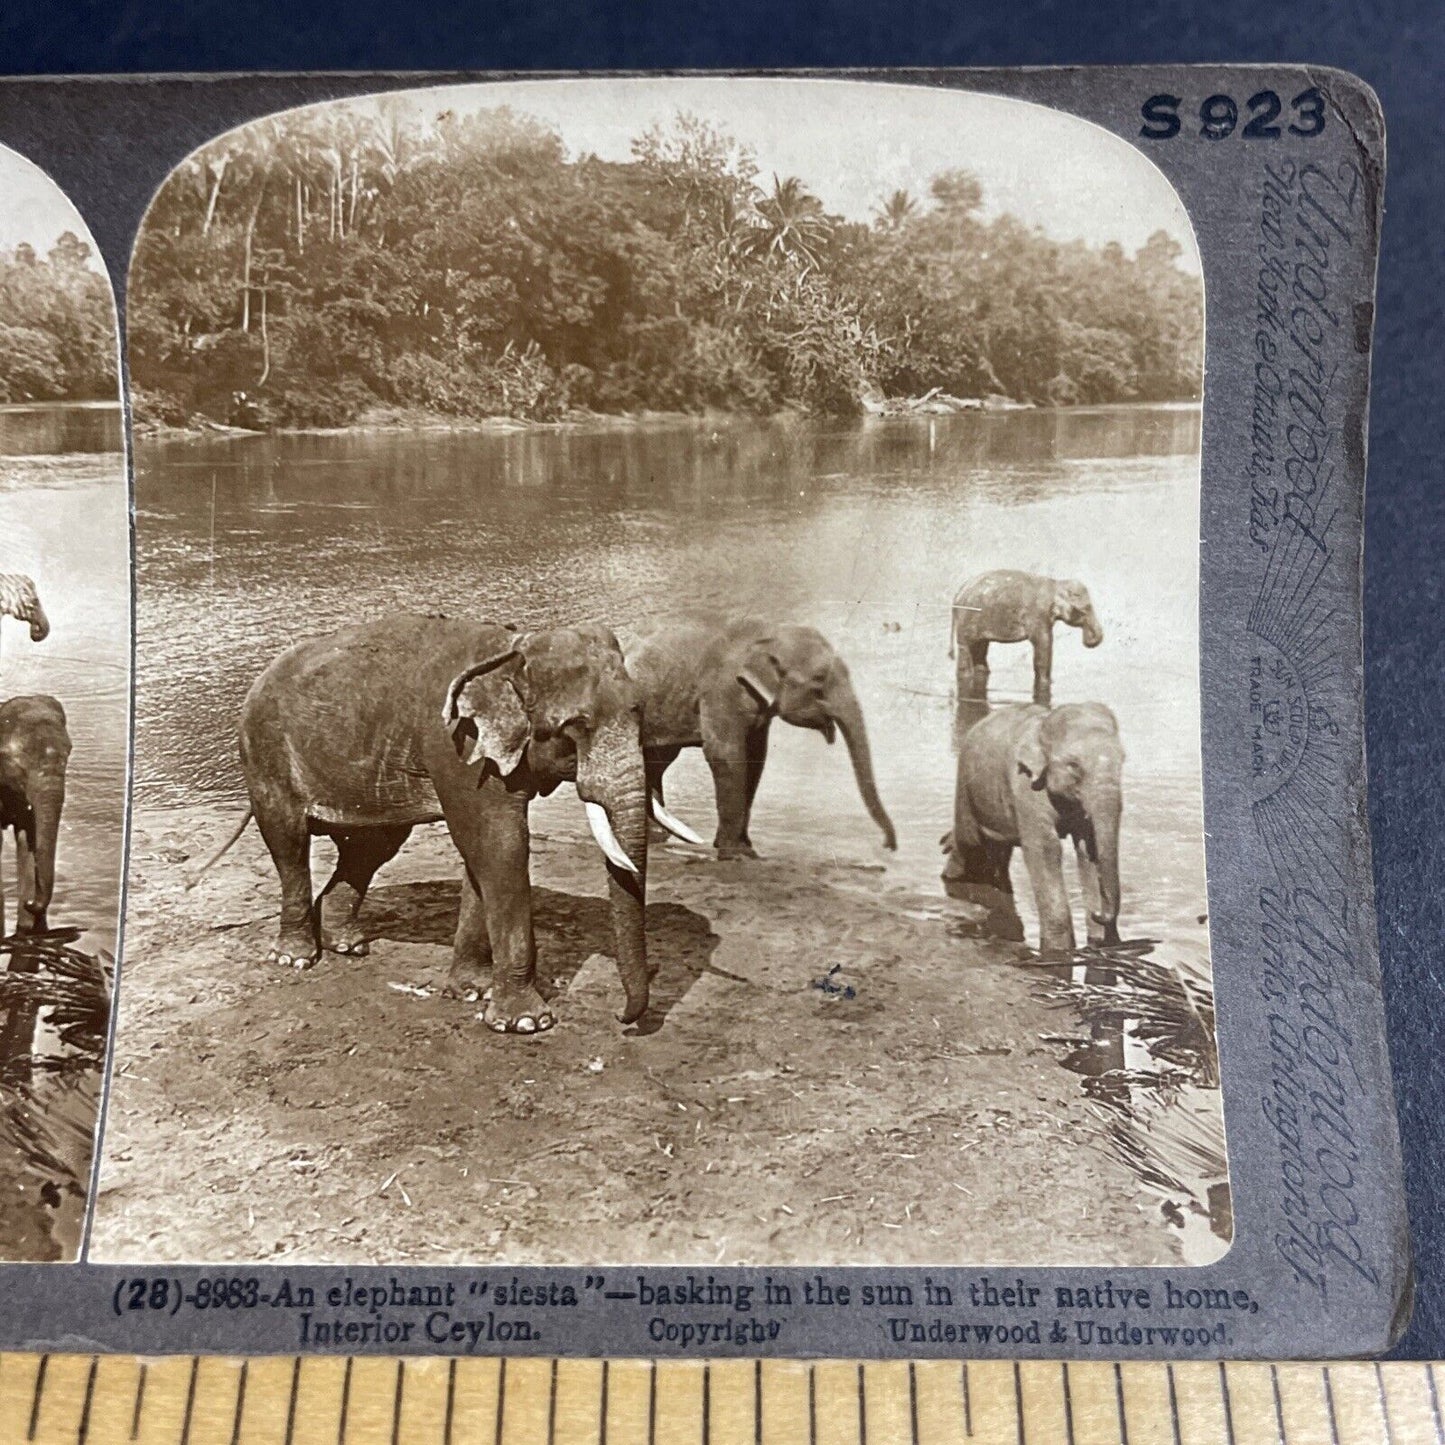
[650,793,705,846]
[584,801,641,877]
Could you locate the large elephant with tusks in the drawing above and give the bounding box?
[190,615,697,1034]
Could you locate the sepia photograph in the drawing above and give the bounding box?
[93,78,1225,1268]
[0,143,125,1260]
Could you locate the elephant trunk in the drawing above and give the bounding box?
[575,716,651,1024]
[24,784,63,925]
[1090,788,1122,942]
[830,683,898,851]
[1081,610,1104,649]
[27,601,50,644]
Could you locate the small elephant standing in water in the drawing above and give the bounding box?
[942,701,1123,953]
[0,696,71,936]
[950,569,1102,707]
[623,613,897,860]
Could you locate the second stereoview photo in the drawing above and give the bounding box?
[0,142,127,1262]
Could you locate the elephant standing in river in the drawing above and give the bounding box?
[623,613,897,860]
[189,615,693,1034]
[0,696,71,936]
[0,574,50,652]
[950,570,1102,708]
[942,701,1123,953]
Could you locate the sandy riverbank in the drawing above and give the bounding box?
[91,803,1178,1269]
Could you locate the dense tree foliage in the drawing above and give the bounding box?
[0,234,118,403]
[128,104,1203,428]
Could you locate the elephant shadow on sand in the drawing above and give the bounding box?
[360,879,721,1035]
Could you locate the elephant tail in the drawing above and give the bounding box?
[184,809,254,891]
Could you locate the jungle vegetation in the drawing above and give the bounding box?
[0,233,118,405]
[127,105,1204,429]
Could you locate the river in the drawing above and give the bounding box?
[134,405,1210,980]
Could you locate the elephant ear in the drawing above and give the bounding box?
[736,644,782,712]
[443,648,530,776]
[1016,719,1051,792]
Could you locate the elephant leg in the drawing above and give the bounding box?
[943,835,1025,941]
[954,634,990,701]
[440,789,553,1035]
[702,716,756,860]
[1074,837,1120,946]
[317,824,411,956]
[741,723,770,850]
[985,841,1025,941]
[968,639,991,700]
[451,867,493,994]
[1030,627,1054,707]
[1021,830,1075,954]
[252,796,320,968]
[952,639,992,747]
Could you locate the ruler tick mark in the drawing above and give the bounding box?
[704,1363,712,1445]
[909,1364,920,1445]
[600,1359,609,1445]
[284,1357,300,1445]
[1113,1363,1129,1445]
[755,1359,762,1445]
[807,1364,815,1445]
[230,1360,247,1445]
[131,1362,147,1443]
[1014,1362,1025,1445]
[1375,1362,1395,1445]
[1061,1363,1075,1445]
[961,1362,972,1437]
[1219,1363,1237,1445]
[1167,1364,1182,1445]
[548,1359,558,1445]
[495,1358,508,1445]
[649,1360,657,1445]
[27,1354,48,1441]
[1428,1364,1443,1445]
[179,1356,199,1445]
[338,1357,353,1445]
[77,1355,98,1445]
[1323,1366,1341,1445]
[858,1363,868,1445]
[445,1360,457,1445]
[1271,1364,1286,1445]
[392,1360,405,1445]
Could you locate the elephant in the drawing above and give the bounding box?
[0,696,71,937]
[189,615,695,1034]
[623,613,897,860]
[941,701,1123,953]
[0,573,50,645]
[949,569,1102,707]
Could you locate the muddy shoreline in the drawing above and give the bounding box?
[93,802,1178,1267]
[133,398,1201,445]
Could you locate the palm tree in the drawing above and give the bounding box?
[874,189,918,231]
[744,175,832,273]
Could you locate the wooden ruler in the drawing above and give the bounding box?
[0,1355,1440,1444]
